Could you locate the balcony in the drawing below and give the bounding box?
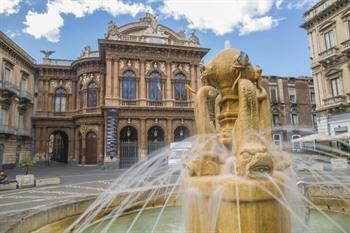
[147,100,163,107]
[0,81,18,95]
[323,95,347,106]
[121,100,137,106]
[341,39,350,54]
[318,47,339,64]
[174,101,190,107]
[17,128,31,137]
[19,90,34,102]
[0,125,16,135]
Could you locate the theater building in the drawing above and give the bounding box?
[33,13,209,167]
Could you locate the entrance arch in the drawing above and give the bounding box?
[147,126,165,155]
[119,126,138,168]
[174,126,190,142]
[49,131,68,163]
[85,131,97,164]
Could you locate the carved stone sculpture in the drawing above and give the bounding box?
[187,48,277,178]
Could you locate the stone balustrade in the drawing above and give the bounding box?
[323,95,347,106]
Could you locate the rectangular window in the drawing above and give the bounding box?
[269,87,278,103]
[311,114,317,129]
[331,78,340,97]
[1,109,8,126]
[273,134,282,149]
[18,113,24,129]
[20,78,27,93]
[273,114,280,126]
[324,30,335,50]
[3,67,11,82]
[310,92,315,104]
[288,88,296,103]
[291,113,299,125]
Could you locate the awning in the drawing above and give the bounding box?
[292,133,333,143]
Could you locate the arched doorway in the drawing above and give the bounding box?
[119,126,138,168]
[78,133,83,164]
[49,131,68,163]
[174,126,190,142]
[148,126,165,155]
[85,131,97,164]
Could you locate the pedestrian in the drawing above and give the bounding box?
[0,170,9,184]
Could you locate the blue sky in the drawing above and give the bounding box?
[0,0,320,77]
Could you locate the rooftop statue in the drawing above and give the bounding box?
[105,21,121,39]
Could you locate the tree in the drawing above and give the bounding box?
[20,159,36,175]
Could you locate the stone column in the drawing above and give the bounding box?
[190,64,196,100]
[81,134,86,164]
[140,60,146,106]
[106,58,112,98]
[166,63,172,107]
[196,65,202,89]
[113,58,120,100]
[166,119,172,144]
[140,119,146,159]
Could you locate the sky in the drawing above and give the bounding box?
[0,0,321,77]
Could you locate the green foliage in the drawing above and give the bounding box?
[20,158,36,175]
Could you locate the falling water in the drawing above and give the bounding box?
[64,131,350,233]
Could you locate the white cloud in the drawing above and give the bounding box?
[0,0,21,15]
[5,29,21,38]
[287,0,321,9]
[23,0,151,42]
[159,0,280,36]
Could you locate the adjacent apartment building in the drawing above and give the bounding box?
[260,76,316,151]
[301,0,350,139]
[0,32,35,169]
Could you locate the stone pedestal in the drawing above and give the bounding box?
[183,175,290,233]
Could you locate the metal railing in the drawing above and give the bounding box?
[174,101,189,107]
[122,100,137,106]
[148,100,163,107]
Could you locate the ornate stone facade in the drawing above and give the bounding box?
[32,13,209,166]
[302,0,350,143]
[0,31,35,169]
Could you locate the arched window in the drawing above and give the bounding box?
[54,88,67,112]
[122,70,136,99]
[79,83,84,108]
[148,71,162,100]
[87,82,97,107]
[174,73,187,101]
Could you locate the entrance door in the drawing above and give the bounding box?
[50,131,69,163]
[85,132,97,164]
[119,126,138,168]
[0,145,4,169]
[147,126,165,155]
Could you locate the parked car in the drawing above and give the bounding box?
[168,142,192,167]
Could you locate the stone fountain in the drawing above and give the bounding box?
[183,48,291,233]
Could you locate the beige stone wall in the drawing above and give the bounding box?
[302,0,350,118]
[0,32,35,167]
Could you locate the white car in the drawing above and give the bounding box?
[168,142,192,167]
